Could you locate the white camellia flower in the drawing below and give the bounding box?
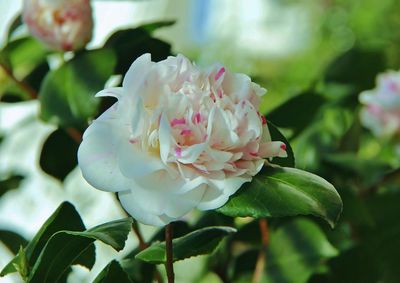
[359,70,400,139]
[78,54,287,226]
[23,0,93,51]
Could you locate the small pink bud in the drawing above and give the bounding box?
[23,0,93,51]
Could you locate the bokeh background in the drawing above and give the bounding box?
[0,0,399,282]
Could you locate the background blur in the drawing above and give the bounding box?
[0,0,399,282]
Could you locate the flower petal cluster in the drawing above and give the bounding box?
[359,70,400,139]
[78,54,287,226]
[23,0,93,51]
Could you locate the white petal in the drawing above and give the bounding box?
[95,87,124,99]
[118,190,168,226]
[123,53,153,95]
[197,176,250,210]
[118,141,165,178]
[78,117,132,192]
[118,173,206,226]
[159,112,171,164]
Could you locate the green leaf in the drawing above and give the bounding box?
[93,260,132,283]
[28,218,132,283]
[104,27,171,75]
[136,226,236,264]
[6,14,23,41]
[0,174,24,198]
[120,255,155,283]
[322,153,392,187]
[140,20,176,33]
[0,202,92,277]
[12,247,29,281]
[324,48,386,90]
[266,91,326,138]
[0,230,28,255]
[233,218,338,283]
[267,121,295,168]
[1,37,48,78]
[39,129,79,180]
[217,166,343,228]
[39,49,116,128]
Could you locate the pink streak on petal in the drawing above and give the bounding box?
[261,115,267,125]
[249,152,258,157]
[181,129,192,136]
[280,143,286,150]
[129,137,138,144]
[194,112,201,124]
[218,89,223,98]
[215,67,225,80]
[175,147,182,158]
[171,118,186,127]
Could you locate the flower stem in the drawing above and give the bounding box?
[131,220,164,283]
[252,218,269,283]
[131,219,148,250]
[165,222,175,283]
[0,63,38,99]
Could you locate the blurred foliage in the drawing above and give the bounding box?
[0,0,399,282]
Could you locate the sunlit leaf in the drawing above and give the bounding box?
[218,166,343,228]
[0,202,93,278]
[39,49,116,127]
[28,218,132,283]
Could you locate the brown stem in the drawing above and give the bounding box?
[0,63,38,99]
[65,127,82,144]
[131,220,164,283]
[252,218,269,283]
[165,222,175,283]
[131,220,148,250]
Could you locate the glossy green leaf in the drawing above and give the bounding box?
[1,37,48,77]
[6,14,22,41]
[120,254,155,283]
[0,230,28,255]
[267,91,326,138]
[0,202,89,277]
[39,49,116,128]
[136,226,236,264]
[233,218,338,283]
[140,20,176,33]
[93,260,132,283]
[218,166,342,228]
[39,129,79,180]
[104,27,171,74]
[27,218,132,283]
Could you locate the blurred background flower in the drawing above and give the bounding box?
[23,0,93,51]
[0,0,399,282]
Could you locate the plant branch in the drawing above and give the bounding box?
[0,62,38,99]
[252,218,269,283]
[65,127,82,144]
[131,220,164,283]
[131,220,148,250]
[165,222,175,283]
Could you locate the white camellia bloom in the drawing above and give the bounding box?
[78,54,287,226]
[359,70,400,139]
[23,0,93,51]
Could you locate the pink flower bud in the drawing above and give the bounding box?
[23,0,93,51]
